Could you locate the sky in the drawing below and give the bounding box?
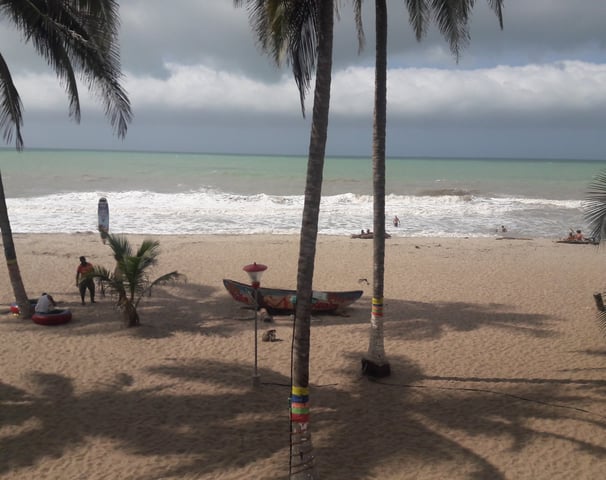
[1,0,606,159]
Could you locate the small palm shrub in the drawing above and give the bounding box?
[88,233,185,327]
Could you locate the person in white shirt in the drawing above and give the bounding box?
[35,293,57,314]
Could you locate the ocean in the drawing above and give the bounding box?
[0,148,604,238]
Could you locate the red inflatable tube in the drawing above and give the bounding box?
[9,300,37,315]
[32,309,72,326]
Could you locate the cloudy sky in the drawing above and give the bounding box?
[1,0,606,159]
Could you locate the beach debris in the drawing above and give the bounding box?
[261,329,278,342]
[357,278,369,285]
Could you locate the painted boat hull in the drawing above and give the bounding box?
[223,279,363,314]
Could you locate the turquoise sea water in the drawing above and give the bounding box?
[0,148,604,237]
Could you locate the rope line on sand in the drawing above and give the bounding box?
[371,380,606,420]
[261,380,604,419]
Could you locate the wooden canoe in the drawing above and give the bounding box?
[223,279,363,314]
[351,232,391,239]
[556,239,598,245]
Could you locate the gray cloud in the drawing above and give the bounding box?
[2,0,606,159]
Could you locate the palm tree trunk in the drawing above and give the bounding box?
[0,170,31,318]
[290,1,333,478]
[122,299,140,327]
[362,0,391,378]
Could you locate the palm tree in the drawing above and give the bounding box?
[584,170,606,243]
[362,0,390,378]
[290,5,332,476]
[87,233,184,327]
[584,170,606,335]
[360,0,504,378]
[0,0,132,318]
[235,1,338,477]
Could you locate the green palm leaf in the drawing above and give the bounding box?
[584,170,606,243]
[87,232,184,326]
[0,0,131,147]
[235,0,317,115]
[0,53,24,148]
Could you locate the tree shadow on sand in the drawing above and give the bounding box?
[30,282,252,340]
[379,298,556,341]
[304,296,556,345]
[2,354,605,479]
[313,353,606,479]
[17,283,555,345]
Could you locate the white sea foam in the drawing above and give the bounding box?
[5,190,584,238]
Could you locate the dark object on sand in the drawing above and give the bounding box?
[593,292,605,312]
[556,239,598,245]
[350,232,391,239]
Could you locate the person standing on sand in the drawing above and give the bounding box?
[76,256,96,305]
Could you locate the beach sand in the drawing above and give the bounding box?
[1,233,605,479]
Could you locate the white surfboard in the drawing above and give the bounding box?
[98,197,109,242]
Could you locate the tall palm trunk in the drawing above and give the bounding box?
[362,0,390,377]
[290,2,333,478]
[0,170,31,318]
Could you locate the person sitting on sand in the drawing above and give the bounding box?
[575,229,584,241]
[35,293,57,314]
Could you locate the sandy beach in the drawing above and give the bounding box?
[1,233,605,479]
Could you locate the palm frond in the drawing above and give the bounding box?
[1,0,131,140]
[486,0,504,29]
[584,170,606,243]
[429,0,472,59]
[135,271,186,308]
[597,308,606,337]
[0,52,24,150]
[351,0,365,54]
[285,0,318,115]
[86,264,128,300]
[235,0,319,116]
[404,0,503,59]
[106,233,133,260]
[150,271,186,288]
[88,265,113,279]
[405,0,430,41]
[136,239,160,261]
[120,256,148,298]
